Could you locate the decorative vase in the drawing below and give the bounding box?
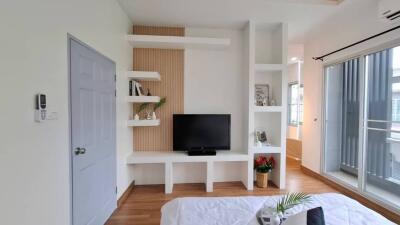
[151,111,157,120]
[257,207,281,225]
[146,111,152,120]
[134,114,140,120]
[256,172,269,188]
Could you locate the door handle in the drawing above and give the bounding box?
[80,148,86,154]
[74,147,87,155]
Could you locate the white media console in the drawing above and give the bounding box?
[126,151,250,193]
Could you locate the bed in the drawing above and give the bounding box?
[161,193,395,225]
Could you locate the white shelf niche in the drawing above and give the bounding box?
[254,112,282,149]
[127,119,160,127]
[253,152,284,188]
[127,71,161,81]
[126,96,160,103]
[255,70,283,107]
[255,22,286,64]
[127,34,230,50]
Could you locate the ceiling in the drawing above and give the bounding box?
[117,0,348,43]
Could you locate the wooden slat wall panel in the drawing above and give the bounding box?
[133,26,184,152]
[133,26,185,36]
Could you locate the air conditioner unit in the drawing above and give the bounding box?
[379,0,400,23]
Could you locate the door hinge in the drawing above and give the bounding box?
[114,74,116,82]
[115,90,117,97]
[116,186,118,194]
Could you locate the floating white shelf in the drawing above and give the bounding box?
[250,146,281,154]
[253,106,283,113]
[126,96,160,103]
[255,64,284,72]
[127,34,230,50]
[127,119,160,127]
[127,71,161,81]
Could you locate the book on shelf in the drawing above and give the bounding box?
[130,80,146,96]
[129,80,133,96]
[135,82,144,96]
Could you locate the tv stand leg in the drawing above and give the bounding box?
[165,162,173,194]
[246,160,254,190]
[206,161,214,192]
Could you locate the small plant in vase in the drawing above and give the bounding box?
[254,155,275,188]
[135,103,149,120]
[257,192,311,225]
[152,97,166,120]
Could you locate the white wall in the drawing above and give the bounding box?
[185,28,245,151]
[303,0,400,173]
[0,1,133,225]
[133,28,246,184]
[288,44,304,62]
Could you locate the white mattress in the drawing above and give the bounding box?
[161,193,395,225]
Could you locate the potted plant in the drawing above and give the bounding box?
[151,97,166,120]
[254,155,275,188]
[257,192,311,225]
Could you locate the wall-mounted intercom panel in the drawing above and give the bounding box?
[35,94,47,122]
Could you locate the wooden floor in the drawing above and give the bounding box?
[106,158,337,225]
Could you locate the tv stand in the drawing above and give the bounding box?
[188,150,216,156]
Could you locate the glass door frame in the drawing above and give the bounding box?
[320,38,400,215]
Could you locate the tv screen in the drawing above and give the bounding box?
[173,114,231,151]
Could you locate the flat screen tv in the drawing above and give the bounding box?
[173,114,231,156]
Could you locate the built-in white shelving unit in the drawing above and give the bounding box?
[127,119,160,127]
[126,96,160,103]
[126,34,230,50]
[124,23,287,193]
[245,21,288,190]
[127,71,161,81]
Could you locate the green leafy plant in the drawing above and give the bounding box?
[153,97,166,111]
[276,192,312,215]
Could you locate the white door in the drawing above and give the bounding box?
[70,37,116,225]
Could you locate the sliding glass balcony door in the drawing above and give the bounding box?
[323,45,400,210]
[364,47,400,208]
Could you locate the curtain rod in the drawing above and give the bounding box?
[312,25,400,61]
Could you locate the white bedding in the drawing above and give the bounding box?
[161,193,395,225]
